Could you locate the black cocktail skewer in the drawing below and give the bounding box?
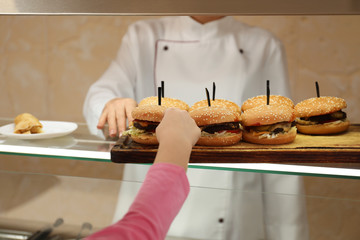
[315,81,320,97]
[161,81,164,98]
[266,80,270,105]
[212,82,216,101]
[206,88,211,107]
[158,87,162,105]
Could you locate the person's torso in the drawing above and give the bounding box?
[131,16,287,106]
[116,16,301,240]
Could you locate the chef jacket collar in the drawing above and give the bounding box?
[178,16,235,40]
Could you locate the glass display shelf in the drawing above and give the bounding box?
[1,117,360,179]
[1,170,360,240]
[0,118,113,162]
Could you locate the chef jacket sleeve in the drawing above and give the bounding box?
[83,28,138,136]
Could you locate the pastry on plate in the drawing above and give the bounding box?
[14,113,43,134]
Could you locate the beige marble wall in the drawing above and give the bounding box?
[304,176,360,240]
[235,15,360,123]
[1,16,360,239]
[0,16,359,122]
[0,16,155,122]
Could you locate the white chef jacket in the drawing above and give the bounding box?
[83,16,309,240]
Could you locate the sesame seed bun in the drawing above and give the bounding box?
[190,106,240,126]
[241,105,296,145]
[242,105,295,127]
[296,120,350,135]
[190,106,242,146]
[132,105,167,122]
[241,95,294,112]
[243,127,297,145]
[294,96,349,135]
[190,99,241,114]
[138,96,189,111]
[295,96,347,118]
[130,105,166,145]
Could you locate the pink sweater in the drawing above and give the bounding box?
[85,163,190,240]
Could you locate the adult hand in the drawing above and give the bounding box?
[155,108,200,170]
[97,98,137,137]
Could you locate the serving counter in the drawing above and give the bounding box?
[1,117,360,239]
[0,118,359,179]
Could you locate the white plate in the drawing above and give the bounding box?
[0,121,78,140]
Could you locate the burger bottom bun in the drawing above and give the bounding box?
[196,133,242,146]
[296,120,350,135]
[131,134,158,145]
[243,128,297,145]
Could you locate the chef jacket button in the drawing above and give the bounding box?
[218,218,224,223]
[239,49,244,54]
[163,46,169,51]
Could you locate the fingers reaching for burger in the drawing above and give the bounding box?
[125,104,167,145]
[125,105,200,146]
[189,98,243,146]
[126,96,243,146]
[190,106,242,146]
[154,108,200,171]
[97,98,137,137]
[156,108,201,148]
[123,96,190,145]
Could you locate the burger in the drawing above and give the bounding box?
[190,99,241,120]
[241,104,297,144]
[294,96,350,135]
[241,95,294,112]
[190,106,242,146]
[190,99,241,114]
[124,105,166,145]
[138,96,189,111]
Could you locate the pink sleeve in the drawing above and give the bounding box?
[85,163,190,240]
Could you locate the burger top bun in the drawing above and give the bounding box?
[138,96,189,111]
[132,105,167,122]
[190,106,240,126]
[241,95,294,112]
[190,99,241,113]
[242,105,295,127]
[295,96,347,118]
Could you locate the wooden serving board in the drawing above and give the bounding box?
[111,125,360,164]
